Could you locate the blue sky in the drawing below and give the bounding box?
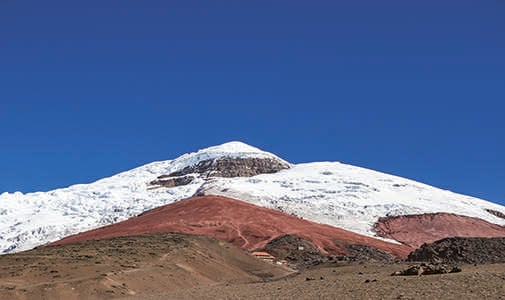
[1,1,504,205]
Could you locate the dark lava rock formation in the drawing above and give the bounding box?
[392,263,462,276]
[260,235,328,268]
[169,157,290,178]
[408,237,505,264]
[149,157,290,188]
[345,244,393,262]
[149,175,195,188]
[259,235,394,269]
[486,209,505,220]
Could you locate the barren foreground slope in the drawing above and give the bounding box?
[0,233,293,300]
[2,232,505,300]
[148,262,505,300]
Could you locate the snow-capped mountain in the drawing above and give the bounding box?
[1,141,504,254]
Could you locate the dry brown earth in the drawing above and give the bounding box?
[0,233,293,300]
[139,262,505,300]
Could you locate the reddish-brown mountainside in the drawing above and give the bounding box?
[375,213,505,248]
[51,196,411,258]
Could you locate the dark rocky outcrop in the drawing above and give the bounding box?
[150,175,195,188]
[408,237,505,264]
[261,235,325,268]
[259,235,394,268]
[391,263,462,276]
[486,209,505,220]
[345,244,393,262]
[149,157,290,188]
[168,157,290,178]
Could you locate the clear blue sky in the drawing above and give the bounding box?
[1,1,504,205]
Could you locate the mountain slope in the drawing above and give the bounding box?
[50,195,412,258]
[195,162,505,238]
[1,141,505,254]
[0,233,293,300]
[0,142,287,253]
[374,213,505,248]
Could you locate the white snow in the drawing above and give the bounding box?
[197,161,505,238]
[1,141,504,254]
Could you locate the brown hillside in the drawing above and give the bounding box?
[374,213,505,248]
[0,233,293,300]
[51,196,411,258]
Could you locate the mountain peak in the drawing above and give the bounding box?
[165,141,289,174]
[200,141,266,154]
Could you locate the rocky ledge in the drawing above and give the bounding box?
[392,263,462,276]
[408,237,505,264]
[258,235,395,269]
[150,157,290,188]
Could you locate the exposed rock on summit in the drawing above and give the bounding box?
[149,175,195,188]
[149,157,290,188]
[167,157,290,178]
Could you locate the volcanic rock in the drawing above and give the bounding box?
[486,209,505,220]
[407,237,505,264]
[149,175,195,188]
[345,244,394,262]
[166,157,290,178]
[392,263,462,276]
[260,235,329,268]
[148,157,290,188]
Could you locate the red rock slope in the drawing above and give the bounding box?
[375,213,505,248]
[51,196,411,258]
